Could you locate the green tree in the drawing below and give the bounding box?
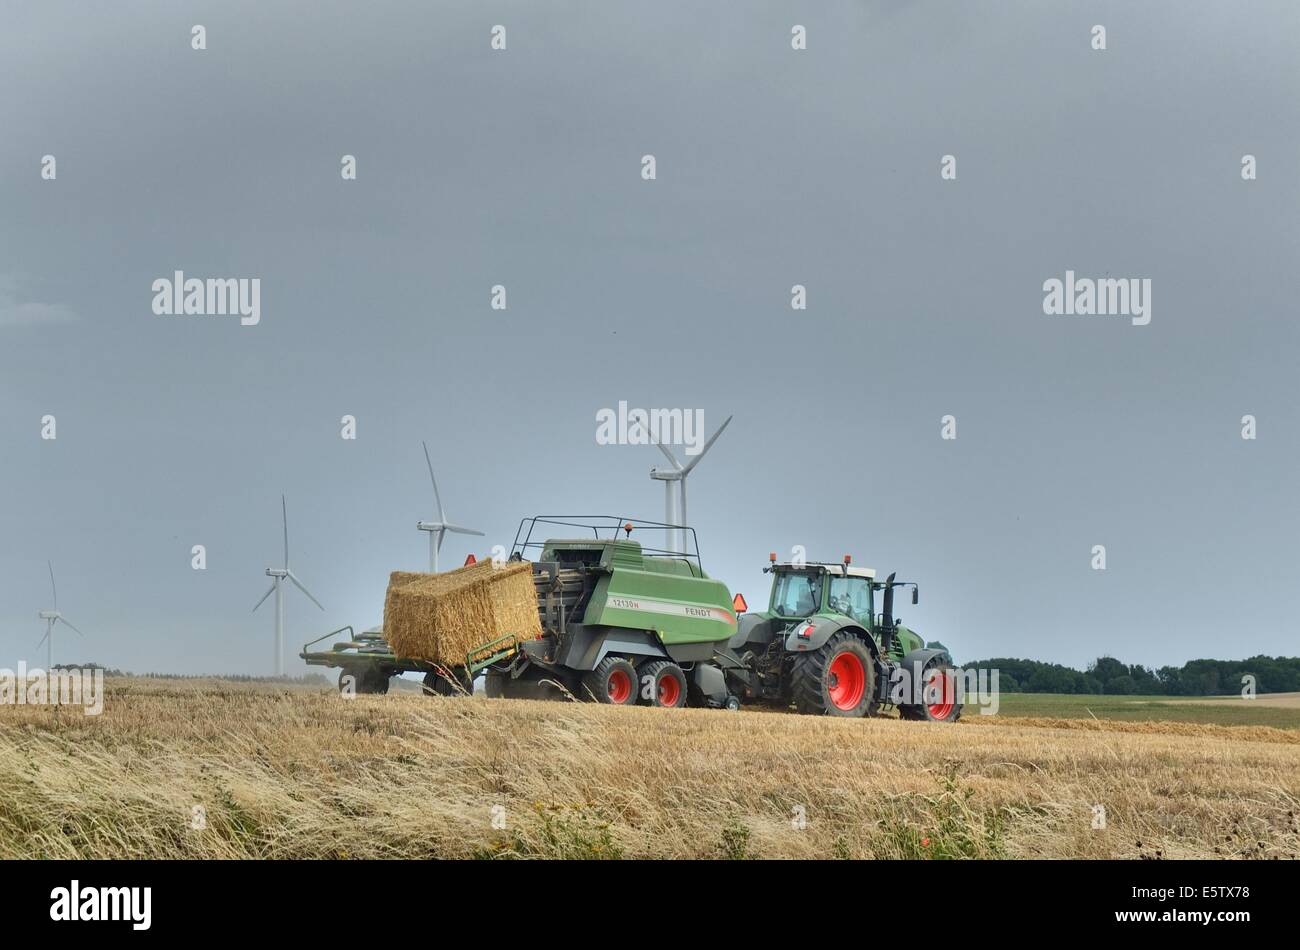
[1105,674,1138,695]
[1089,656,1127,686]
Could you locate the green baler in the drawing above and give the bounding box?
[483,516,741,707]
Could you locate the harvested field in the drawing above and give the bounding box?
[0,677,1297,860]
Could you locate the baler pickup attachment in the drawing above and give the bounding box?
[466,634,519,676]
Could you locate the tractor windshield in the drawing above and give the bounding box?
[828,575,872,623]
[771,571,823,617]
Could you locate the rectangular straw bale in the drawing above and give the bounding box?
[382,559,541,665]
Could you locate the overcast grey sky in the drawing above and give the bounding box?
[1,1,1297,674]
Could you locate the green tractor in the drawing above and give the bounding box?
[714,554,961,721]
[482,516,743,709]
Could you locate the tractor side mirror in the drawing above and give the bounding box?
[912,588,919,605]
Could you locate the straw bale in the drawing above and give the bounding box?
[382,559,541,665]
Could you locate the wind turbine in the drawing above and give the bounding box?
[252,495,324,676]
[650,414,732,554]
[416,441,484,572]
[36,561,85,669]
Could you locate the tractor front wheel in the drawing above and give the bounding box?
[899,660,962,723]
[791,631,876,717]
[583,657,639,705]
[639,661,688,708]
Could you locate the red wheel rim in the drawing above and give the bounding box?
[657,673,681,707]
[607,668,632,703]
[827,652,866,710]
[926,669,955,720]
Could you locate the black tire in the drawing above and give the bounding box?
[422,667,472,697]
[723,695,741,711]
[898,661,962,723]
[345,668,390,695]
[582,656,639,705]
[638,661,688,708]
[791,631,876,717]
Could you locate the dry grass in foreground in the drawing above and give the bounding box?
[0,677,1297,860]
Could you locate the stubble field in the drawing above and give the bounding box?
[0,678,1296,860]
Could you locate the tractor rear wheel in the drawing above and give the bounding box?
[582,657,639,705]
[638,661,688,708]
[899,660,962,723]
[791,631,875,717]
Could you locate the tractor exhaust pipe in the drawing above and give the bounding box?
[880,571,896,654]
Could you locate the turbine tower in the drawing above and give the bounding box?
[252,495,324,676]
[650,414,732,554]
[416,441,484,572]
[36,561,85,669]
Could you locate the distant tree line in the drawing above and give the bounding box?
[958,655,1300,695]
[47,666,330,686]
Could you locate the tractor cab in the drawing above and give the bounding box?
[766,556,877,627]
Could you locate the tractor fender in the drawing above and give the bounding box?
[783,617,879,658]
[728,612,778,651]
[894,648,953,706]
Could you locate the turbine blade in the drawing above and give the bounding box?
[287,571,325,611]
[653,441,683,471]
[281,494,289,568]
[252,582,276,613]
[48,561,57,611]
[682,414,732,474]
[58,617,85,637]
[436,530,445,553]
[422,441,446,522]
[36,631,49,649]
[444,525,485,536]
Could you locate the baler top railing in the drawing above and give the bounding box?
[510,515,703,566]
